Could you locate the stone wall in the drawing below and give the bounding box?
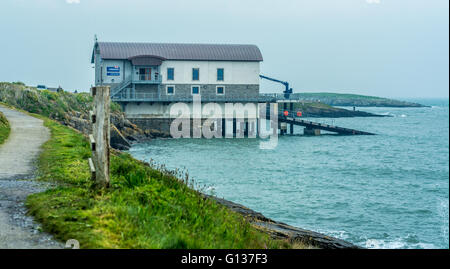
[159,84,259,100]
[135,84,159,95]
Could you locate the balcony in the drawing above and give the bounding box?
[132,73,162,84]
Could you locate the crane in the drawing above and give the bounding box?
[259,74,293,99]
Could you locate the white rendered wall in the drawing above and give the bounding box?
[97,59,260,85]
[160,61,260,85]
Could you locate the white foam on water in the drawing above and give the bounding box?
[204,185,216,194]
[437,198,449,247]
[365,239,405,249]
[319,230,350,240]
[364,238,437,249]
[400,114,407,118]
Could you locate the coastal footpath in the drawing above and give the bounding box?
[0,106,61,248]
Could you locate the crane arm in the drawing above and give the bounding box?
[259,74,293,99]
[259,75,288,87]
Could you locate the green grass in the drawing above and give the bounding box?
[26,117,288,249]
[0,82,122,123]
[0,111,10,144]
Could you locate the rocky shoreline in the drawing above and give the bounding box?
[315,98,426,108]
[63,110,169,150]
[292,103,389,118]
[205,195,361,249]
[271,93,427,108]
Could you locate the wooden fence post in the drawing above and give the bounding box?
[88,86,110,188]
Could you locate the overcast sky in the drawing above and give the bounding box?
[0,0,448,98]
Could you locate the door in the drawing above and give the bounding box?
[139,68,152,81]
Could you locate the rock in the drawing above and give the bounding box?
[145,128,170,138]
[110,125,131,150]
[285,93,428,108]
[112,143,130,151]
[126,135,137,142]
[289,102,389,118]
[205,195,362,249]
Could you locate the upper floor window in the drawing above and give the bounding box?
[217,68,224,81]
[192,68,200,81]
[167,68,174,80]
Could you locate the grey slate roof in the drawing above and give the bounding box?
[92,42,263,63]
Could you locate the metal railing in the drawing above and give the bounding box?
[271,109,375,135]
[110,74,162,97]
[260,93,307,101]
[274,109,333,124]
[111,92,274,103]
[134,73,162,83]
[110,79,132,97]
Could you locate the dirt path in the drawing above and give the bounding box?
[0,105,62,249]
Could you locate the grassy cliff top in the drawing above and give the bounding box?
[298,92,386,99]
[0,82,121,122]
[25,115,289,249]
[0,111,10,144]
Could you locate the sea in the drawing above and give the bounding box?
[129,98,449,249]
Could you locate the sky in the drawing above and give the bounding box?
[0,0,448,98]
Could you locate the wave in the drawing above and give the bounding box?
[437,199,449,247]
[364,238,437,249]
[323,229,441,249]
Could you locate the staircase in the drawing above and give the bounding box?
[110,79,131,98]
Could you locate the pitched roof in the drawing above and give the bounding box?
[92,42,263,63]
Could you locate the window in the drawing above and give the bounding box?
[167,68,174,80]
[217,68,224,81]
[166,85,175,95]
[191,85,200,95]
[216,86,225,95]
[192,68,199,81]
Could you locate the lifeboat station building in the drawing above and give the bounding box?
[91,41,266,135]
